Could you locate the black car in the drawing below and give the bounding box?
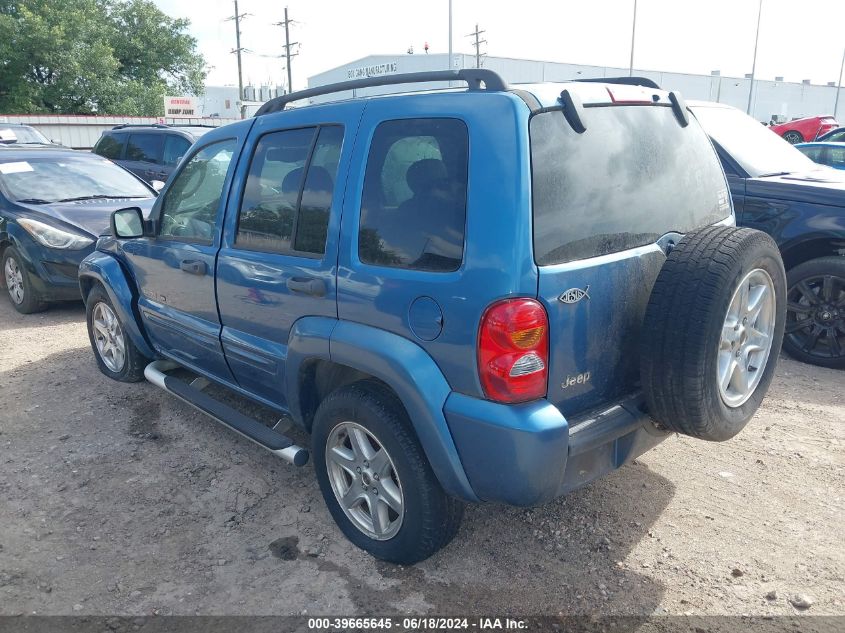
[692,101,845,369]
[92,124,214,185]
[0,147,155,313]
[817,126,845,143]
[0,123,55,147]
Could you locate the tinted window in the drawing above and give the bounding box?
[827,146,845,167]
[163,135,191,166]
[236,126,343,256]
[126,133,163,164]
[797,146,824,162]
[359,118,468,272]
[160,139,237,242]
[531,105,730,265]
[95,133,126,159]
[825,130,845,142]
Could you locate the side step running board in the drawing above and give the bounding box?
[144,360,309,466]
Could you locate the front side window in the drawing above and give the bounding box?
[126,133,163,164]
[236,125,343,256]
[163,135,192,166]
[359,118,468,272]
[159,139,237,242]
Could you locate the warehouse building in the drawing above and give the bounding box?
[308,53,845,123]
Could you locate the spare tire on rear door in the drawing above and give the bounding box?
[640,225,786,441]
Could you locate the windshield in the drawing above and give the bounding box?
[0,126,50,144]
[691,105,818,177]
[531,104,731,266]
[0,154,152,203]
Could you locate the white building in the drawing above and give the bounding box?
[308,53,845,123]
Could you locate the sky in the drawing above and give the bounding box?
[152,0,845,92]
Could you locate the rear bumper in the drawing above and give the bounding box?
[444,392,670,506]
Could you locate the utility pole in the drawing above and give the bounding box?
[747,0,763,115]
[226,0,247,117]
[628,0,637,76]
[448,0,453,72]
[835,47,845,120]
[275,7,298,93]
[466,24,486,68]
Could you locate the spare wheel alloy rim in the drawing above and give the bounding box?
[4,257,24,305]
[326,421,404,541]
[92,302,126,373]
[718,268,776,408]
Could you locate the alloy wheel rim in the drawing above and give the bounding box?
[4,257,24,305]
[785,274,845,360]
[92,302,126,372]
[326,421,404,541]
[718,268,776,408]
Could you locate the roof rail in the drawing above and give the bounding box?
[254,69,508,116]
[111,123,170,130]
[573,76,662,90]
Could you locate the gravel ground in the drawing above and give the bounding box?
[0,298,842,618]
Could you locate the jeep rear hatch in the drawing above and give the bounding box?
[531,98,731,416]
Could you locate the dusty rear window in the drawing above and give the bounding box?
[531,105,730,266]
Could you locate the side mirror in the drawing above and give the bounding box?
[111,207,145,239]
[150,179,166,193]
[50,139,63,146]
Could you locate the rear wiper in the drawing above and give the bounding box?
[15,198,52,204]
[55,195,146,202]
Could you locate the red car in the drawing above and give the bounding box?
[771,115,838,144]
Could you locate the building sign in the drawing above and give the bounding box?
[163,95,197,118]
[347,62,398,80]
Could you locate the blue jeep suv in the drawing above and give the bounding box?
[79,70,786,563]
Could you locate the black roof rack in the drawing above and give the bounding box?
[255,69,508,116]
[573,76,662,90]
[111,123,217,130]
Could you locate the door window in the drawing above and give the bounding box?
[826,146,845,168]
[159,139,237,243]
[126,133,164,164]
[163,135,192,166]
[236,125,343,256]
[358,118,468,272]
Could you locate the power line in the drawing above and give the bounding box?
[466,24,486,69]
[274,7,299,94]
[225,0,250,116]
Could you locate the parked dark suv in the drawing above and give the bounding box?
[92,124,214,185]
[80,71,786,564]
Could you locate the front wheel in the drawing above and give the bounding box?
[312,382,463,564]
[85,284,148,382]
[2,246,47,314]
[782,257,845,369]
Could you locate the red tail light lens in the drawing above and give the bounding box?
[478,298,549,403]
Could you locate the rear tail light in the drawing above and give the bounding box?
[478,298,549,403]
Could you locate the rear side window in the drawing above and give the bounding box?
[531,105,730,266]
[94,133,126,159]
[359,118,468,272]
[236,125,343,256]
[126,133,163,164]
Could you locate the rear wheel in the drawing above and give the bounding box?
[782,130,804,144]
[782,257,845,369]
[641,226,786,441]
[2,246,47,314]
[312,382,463,564]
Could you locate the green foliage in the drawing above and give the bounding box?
[0,0,206,115]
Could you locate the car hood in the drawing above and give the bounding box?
[18,197,155,237]
[748,169,845,207]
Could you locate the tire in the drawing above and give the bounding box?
[782,256,845,369]
[640,226,786,441]
[85,284,148,382]
[782,130,804,144]
[2,246,47,314]
[312,382,464,564]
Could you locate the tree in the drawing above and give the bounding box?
[0,0,206,115]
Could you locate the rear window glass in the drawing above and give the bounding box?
[531,105,730,266]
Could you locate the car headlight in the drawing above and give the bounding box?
[17,218,94,250]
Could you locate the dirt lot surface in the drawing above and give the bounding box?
[0,298,842,619]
